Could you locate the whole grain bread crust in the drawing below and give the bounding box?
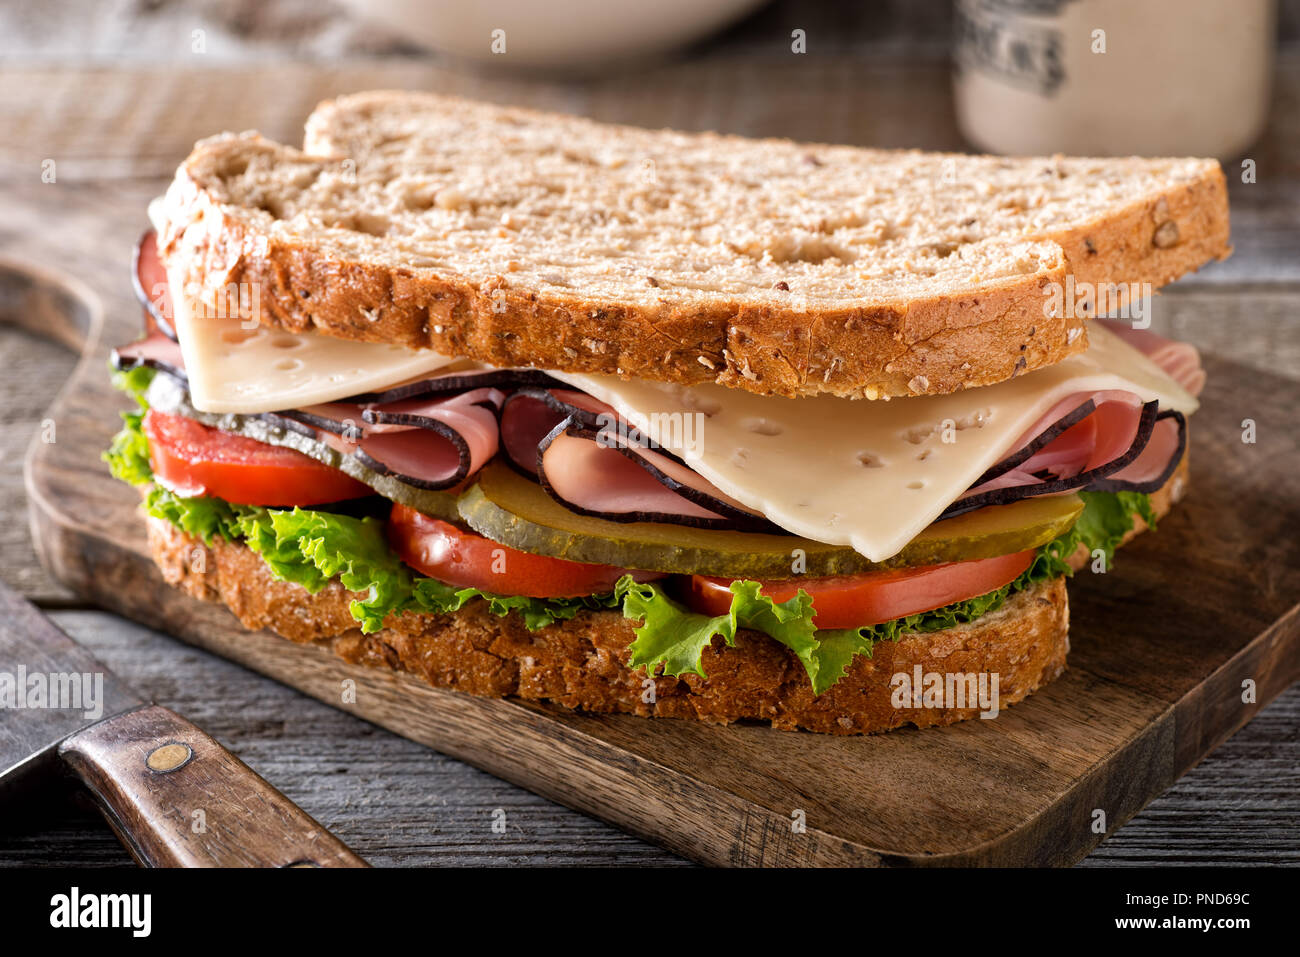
[157,98,1230,401]
[147,517,1068,735]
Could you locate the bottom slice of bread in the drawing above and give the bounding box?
[146,517,1068,734]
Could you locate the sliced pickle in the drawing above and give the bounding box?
[142,373,462,521]
[457,462,1084,577]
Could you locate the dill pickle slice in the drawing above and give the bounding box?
[456,462,1083,577]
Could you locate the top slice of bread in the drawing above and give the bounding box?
[158,91,1230,399]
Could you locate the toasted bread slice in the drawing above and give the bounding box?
[157,92,1229,399]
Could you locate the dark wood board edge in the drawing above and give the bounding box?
[1171,604,1300,775]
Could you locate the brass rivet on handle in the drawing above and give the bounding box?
[146,742,193,773]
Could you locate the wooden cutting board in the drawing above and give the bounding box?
[8,183,1300,867]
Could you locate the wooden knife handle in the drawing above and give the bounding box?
[57,704,367,868]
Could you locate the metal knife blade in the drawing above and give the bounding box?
[0,580,366,866]
[0,581,140,802]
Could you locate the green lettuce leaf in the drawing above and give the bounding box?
[410,576,621,631]
[231,500,620,633]
[1070,490,1157,570]
[239,507,408,629]
[102,364,158,486]
[144,486,250,545]
[801,630,876,696]
[619,577,817,682]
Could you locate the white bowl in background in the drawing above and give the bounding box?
[336,0,769,70]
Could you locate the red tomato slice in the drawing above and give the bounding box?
[143,409,371,506]
[389,504,655,598]
[686,550,1035,628]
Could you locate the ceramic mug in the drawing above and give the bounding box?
[953,0,1276,158]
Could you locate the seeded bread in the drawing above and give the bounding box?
[157,92,1230,399]
[146,516,1068,734]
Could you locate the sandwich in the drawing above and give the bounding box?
[104,92,1229,734]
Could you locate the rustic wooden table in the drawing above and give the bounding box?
[0,1,1296,866]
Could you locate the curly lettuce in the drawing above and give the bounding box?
[103,365,158,486]
[235,504,619,633]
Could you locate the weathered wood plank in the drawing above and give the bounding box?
[0,611,1292,867]
[0,326,77,604]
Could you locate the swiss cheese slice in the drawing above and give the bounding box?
[168,265,459,414]
[551,325,1198,562]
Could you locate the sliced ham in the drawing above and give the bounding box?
[1099,319,1206,397]
[498,388,604,475]
[132,229,175,341]
[364,390,503,486]
[352,430,467,489]
[112,331,185,379]
[943,401,1163,518]
[1088,411,1187,493]
[960,392,1143,502]
[113,331,507,491]
[942,324,1202,515]
[1082,393,1147,471]
[285,389,505,490]
[542,432,728,522]
[505,388,775,531]
[500,391,571,474]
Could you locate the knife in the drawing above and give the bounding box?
[0,580,366,867]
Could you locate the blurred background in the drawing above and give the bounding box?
[2,0,1296,164]
[2,0,1295,268]
[0,0,1297,866]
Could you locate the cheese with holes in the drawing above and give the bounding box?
[169,265,459,413]
[551,325,1198,562]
